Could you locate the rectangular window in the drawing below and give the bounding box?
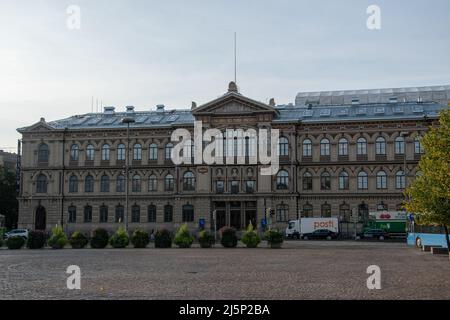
[216,180,224,194]
[245,180,256,193]
[230,180,239,194]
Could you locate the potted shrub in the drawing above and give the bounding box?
[155,229,172,248]
[47,226,68,249]
[90,228,109,248]
[198,230,215,248]
[131,229,149,248]
[220,227,238,248]
[109,226,130,248]
[6,236,25,250]
[173,224,194,248]
[69,231,89,249]
[27,230,47,249]
[241,222,260,248]
[265,229,284,249]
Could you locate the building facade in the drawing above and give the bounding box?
[16,83,448,235]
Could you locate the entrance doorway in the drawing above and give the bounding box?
[213,201,257,231]
[35,206,46,230]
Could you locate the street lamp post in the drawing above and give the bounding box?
[122,117,135,232]
[400,132,409,190]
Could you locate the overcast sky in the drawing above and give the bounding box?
[1,0,449,150]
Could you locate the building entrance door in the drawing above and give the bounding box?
[230,201,241,230]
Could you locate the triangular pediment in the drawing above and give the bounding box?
[17,120,56,133]
[192,91,278,116]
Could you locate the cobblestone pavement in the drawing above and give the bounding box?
[0,241,449,300]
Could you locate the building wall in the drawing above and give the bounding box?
[17,109,435,235]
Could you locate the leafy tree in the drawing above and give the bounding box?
[0,166,18,229]
[405,109,450,254]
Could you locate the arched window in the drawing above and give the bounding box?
[131,205,140,223]
[36,174,48,193]
[148,204,157,222]
[414,137,424,154]
[276,204,289,222]
[321,203,331,218]
[164,204,173,222]
[148,175,157,192]
[338,138,348,156]
[102,144,110,161]
[117,144,126,161]
[376,171,387,189]
[320,138,330,156]
[132,174,141,192]
[339,203,351,222]
[375,137,386,155]
[302,204,313,217]
[357,171,368,189]
[276,170,289,190]
[70,144,79,161]
[115,205,124,223]
[182,204,194,222]
[116,175,125,192]
[302,139,312,157]
[303,171,313,190]
[165,174,174,191]
[395,136,405,154]
[357,137,367,155]
[183,171,195,191]
[86,144,95,161]
[396,170,405,189]
[68,206,76,223]
[38,144,49,163]
[69,175,78,193]
[133,143,142,160]
[85,175,94,193]
[278,136,289,156]
[100,175,110,192]
[320,171,331,190]
[149,143,158,160]
[83,205,92,223]
[183,140,194,161]
[165,143,173,160]
[99,205,108,223]
[339,171,349,190]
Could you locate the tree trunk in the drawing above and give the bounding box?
[444,225,450,261]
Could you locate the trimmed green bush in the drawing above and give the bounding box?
[155,229,172,248]
[109,226,130,248]
[241,222,261,248]
[6,236,25,250]
[131,229,149,248]
[47,226,68,249]
[69,231,89,249]
[90,228,109,248]
[198,230,215,248]
[27,230,47,249]
[265,229,284,248]
[173,224,194,248]
[220,227,238,248]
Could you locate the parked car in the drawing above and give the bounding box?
[302,229,338,240]
[362,229,389,240]
[4,229,29,240]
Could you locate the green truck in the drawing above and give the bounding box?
[364,211,407,236]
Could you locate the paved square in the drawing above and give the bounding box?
[1,241,449,300]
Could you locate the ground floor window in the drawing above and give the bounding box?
[115,206,124,223]
[182,204,194,222]
[276,204,288,222]
[164,205,173,222]
[131,205,140,223]
[68,206,76,223]
[99,205,108,223]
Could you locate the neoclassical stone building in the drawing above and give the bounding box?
[17,83,448,235]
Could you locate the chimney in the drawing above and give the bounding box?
[104,106,115,114]
[126,106,135,113]
[156,104,165,112]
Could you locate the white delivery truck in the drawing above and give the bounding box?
[285,218,339,239]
